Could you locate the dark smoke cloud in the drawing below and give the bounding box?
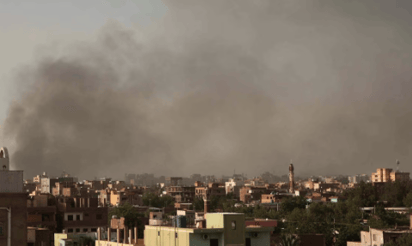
[3,0,412,179]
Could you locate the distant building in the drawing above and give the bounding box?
[225,177,245,198]
[371,168,410,183]
[40,172,50,194]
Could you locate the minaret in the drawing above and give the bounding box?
[0,147,9,170]
[289,162,295,193]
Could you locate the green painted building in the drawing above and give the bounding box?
[144,213,273,246]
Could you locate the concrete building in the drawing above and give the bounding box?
[347,227,412,246]
[239,186,268,203]
[348,174,369,184]
[167,186,196,203]
[27,193,57,231]
[57,197,108,234]
[144,212,273,246]
[372,168,410,183]
[195,183,225,199]
[0,147,27,246]
[225,177,245,198]
[27,227,52,246]
[40,172,50,194]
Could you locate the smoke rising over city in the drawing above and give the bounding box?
[3,0,412,179]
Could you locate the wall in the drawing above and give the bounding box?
[0,193,27,246]
[0,171,23,192]
[346,242,362,246]
[223,214,245,245]
[54,234,68,246]
[189,232,224,246]
[249,232,271,246]
[144,226,193,246]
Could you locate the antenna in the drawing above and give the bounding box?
[396,159,400,172]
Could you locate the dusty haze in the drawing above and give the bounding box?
[3,0,412,180]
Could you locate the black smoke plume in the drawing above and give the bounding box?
[3,0,412,179]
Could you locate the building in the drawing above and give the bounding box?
[167,186,196,203]
[225,177,245,198]
[27,193,57,231]
[348,174,369,184]
[57,197,108,234]
[347,226,412,246]
[40,172,50,194]
[0,147,27,246]
[144,212,273,246]
[372,168,410,183]
[239,186,268,203]
[195,183,225,199]
[27,227,52,246]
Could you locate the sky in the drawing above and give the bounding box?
[0,0,167,122]
[1,0,412,180]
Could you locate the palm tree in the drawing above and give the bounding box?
[278,234,300,246]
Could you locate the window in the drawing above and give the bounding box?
[67,215,73,221]
[83,228,88,232]
[210,239,219,246]
[231,221,236,230]
[68,228,73,233]
[246,238,251,246]
[91,228,97,232]
[96,214,103,220]
[76,215,81,221]
[75,228,80,233]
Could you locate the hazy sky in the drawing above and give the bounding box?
[2,0,412,180]
[0,0,167,122]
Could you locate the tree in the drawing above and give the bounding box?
[403,191,412,207]
[384,234,412,246]
[280,196,307,215]
[108,202,145,238]
[78,236,95,246]
[278,234,300,246]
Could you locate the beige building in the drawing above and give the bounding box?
[144,213,273,246]
[347,227,412,246]
[371,168,410,183]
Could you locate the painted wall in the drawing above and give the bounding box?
[144,226,193,246]
[223,214,245,245]
[189,232,224,246]
[54,233,68,246]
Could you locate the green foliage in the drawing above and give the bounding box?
[280,196,307,215]
[77,236,95,246]
[108,202,145,238]
[142,192,174,208]
[278,234,300,246]
[384,234,412,246]
[403,191,412,207]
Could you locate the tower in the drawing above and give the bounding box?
[0,147,9,170]
[289,163,295,193]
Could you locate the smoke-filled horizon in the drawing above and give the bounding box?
[3,0,412,180]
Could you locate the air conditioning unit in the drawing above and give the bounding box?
[202,234,209,240]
